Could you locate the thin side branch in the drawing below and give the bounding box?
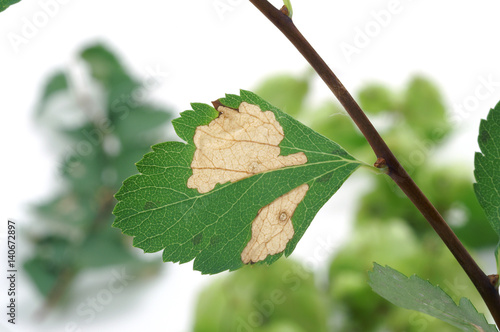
[249,0,500,326]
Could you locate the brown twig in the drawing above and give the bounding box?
[248,0,500,326]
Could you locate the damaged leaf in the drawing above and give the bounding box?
[188,102,307,193]
[242,183,309,264]
[113,90,361,274]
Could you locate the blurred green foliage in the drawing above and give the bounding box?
[254,71,310,118]
[329,221,483,332]
[193,72,496,331]
[24,44,171,306]
[194,259,328,332]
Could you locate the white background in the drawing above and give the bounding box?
[1,0,500,331]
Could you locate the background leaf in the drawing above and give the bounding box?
[36,71,68,115]
[328,220,482,332]
[358,84,395,115]
[254,71,311,118]
[193,258,328,332]
[368,264,497,332]
[24,43,171,305]
[401,77,450,142]
[113,90,361,274]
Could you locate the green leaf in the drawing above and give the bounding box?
[0,0,20,13]
[113,90,361,274]
[368,264,497,332]
[474,101,500,270]
[329,221,480,332]
[474,102,500,236]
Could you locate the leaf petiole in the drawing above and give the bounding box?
[282,0,293,18]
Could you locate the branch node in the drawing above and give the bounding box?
[374,157,387,169]
[488,274,499,289]
[280,5,291,19]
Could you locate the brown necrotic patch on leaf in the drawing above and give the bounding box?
[241,183,309,264]
[187,102,307,194]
